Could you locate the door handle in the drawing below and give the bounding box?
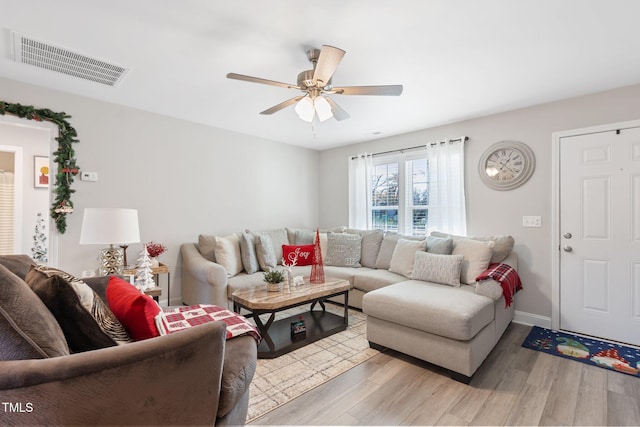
[563,232,572,239]
[563,246,573,252]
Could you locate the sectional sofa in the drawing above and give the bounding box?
[181,227,519,380]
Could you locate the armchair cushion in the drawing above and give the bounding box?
[25,266,121,353]
[106,276,161,341]
[0,265,69,360]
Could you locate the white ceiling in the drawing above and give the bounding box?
[1,0,640,150]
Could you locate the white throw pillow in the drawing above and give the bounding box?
[451,238,495,284]
[388,238,427,278]
[213,234,243,277]
[411,251,464,287]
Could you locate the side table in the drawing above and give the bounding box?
[123,263,171,305]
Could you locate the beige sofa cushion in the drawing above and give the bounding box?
[353,269,406,293]
[389,239,427,277]
[452,238,495,284]
[375,233,425,269]
[252,228,289,265]
[431,231,514,264]
[363,280,494,341]
[213,234,243,277]
[346,228,384,268]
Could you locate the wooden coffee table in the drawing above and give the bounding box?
[232,277,352,358]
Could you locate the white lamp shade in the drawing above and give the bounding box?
[314,96,333,122]
[79,208,141,245]
[294,96,315,122]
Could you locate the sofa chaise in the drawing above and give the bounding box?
[0,255,257,426]
[181,227,520,380]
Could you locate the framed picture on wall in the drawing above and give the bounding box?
[34,156,49,189]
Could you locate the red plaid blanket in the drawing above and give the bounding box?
[475,263,522,308]
[155,304,261,343]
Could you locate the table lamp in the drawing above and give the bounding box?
[79,208,140,275]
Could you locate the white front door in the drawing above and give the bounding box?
[559,125,640,346]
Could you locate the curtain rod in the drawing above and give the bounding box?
[350,136,468,160]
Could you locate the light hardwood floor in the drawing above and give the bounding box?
[250,323,640,426]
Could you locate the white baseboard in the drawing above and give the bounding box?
[513,310,551,328]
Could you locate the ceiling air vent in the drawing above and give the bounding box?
[12,32,128,87]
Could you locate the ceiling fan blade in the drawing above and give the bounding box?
[312,45,346,87]
[332,85,403,96]
[324,97,350,121]
[259,96,304,115]
[227,73,300,90]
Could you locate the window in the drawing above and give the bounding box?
[370,154,429,236]
[349,138,467,236]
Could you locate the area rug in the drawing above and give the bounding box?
[522,326,640,377]
[246,305,378,423]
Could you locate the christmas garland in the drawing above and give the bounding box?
[0,101,80,234]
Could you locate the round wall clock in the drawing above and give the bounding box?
[478,141,535,190]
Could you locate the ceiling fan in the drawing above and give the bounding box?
[227,45,403,122]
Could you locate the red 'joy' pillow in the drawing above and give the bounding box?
[282,244,315,266]
[106,276,161,341]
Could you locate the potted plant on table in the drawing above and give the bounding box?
[263,270,285,292]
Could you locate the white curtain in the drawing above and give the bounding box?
[0,171,15,255]
[426,139,467,235]
[348,154,373,229]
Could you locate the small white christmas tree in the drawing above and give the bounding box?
[134,244,155,291]
[31,212,48,264]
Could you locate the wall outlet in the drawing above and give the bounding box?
[81,171,98,182]
[522,216,542,227]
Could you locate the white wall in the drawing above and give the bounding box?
[0,77,319,304]
[318,83,640,323]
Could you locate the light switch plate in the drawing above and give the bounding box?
[522,216,542,227]
[81,171,98,182]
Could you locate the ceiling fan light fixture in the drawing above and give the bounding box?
[314,96,333,122]
[294,96,315,122]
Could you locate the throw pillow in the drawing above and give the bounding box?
[293,229,315,245]
[252,228,289,265]
[346,228,384,268]
[25,266,120,352]
[411,251,464,287]
[451,238,495,284]
[282,244,314,266]
[239,232,259,274]
[325,232,362,267]
[375,233,425,269]
[426,235,453,255]
[255,234,277,271]
[431,231,514,264]
[388,238,427,277]
[0,264,70,360]
[198,234,217,262]
[213,234,243,277]
[106,276,161,341]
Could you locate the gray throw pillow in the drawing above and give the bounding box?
[375,233,425,269]
[325,232,362,267]
[0,264,70,360]
[239,232,259,274]
[346,228,384,268]
[255,234,277,271]
[426,235,453,255]
[294,230,315,244]
[198,234,217,262]
[411,251,464,287]
[252,228,289,265]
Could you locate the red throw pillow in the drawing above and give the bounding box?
[106,276,161,341]
[282,244,315,266]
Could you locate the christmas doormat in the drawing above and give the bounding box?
[522,326,640,377]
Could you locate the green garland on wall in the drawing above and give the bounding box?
[0,101,80,234]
